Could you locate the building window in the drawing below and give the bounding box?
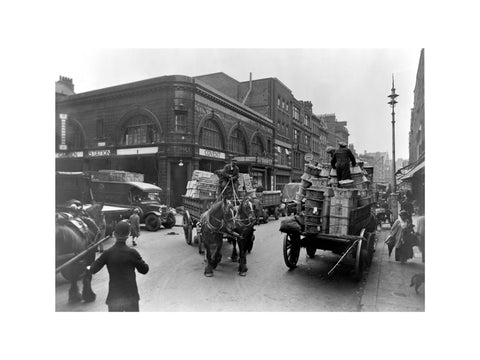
[174,111,187,133]
[304,115,310,127]
[293,106,300,121]
[251,135,264,156]
[286,102,289,111]
[282,99,285,109]
[122,115,160,145]
[229,128,247,154]
[56,117,84,150]
[96,119,104,139]
[278,97,281,107]
[200,119,224,150]
[294,129,299,143]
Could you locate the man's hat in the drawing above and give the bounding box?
[399,210,409,217]
[338,141,347,147]
[114,220,131,239]
[326,146,335,154]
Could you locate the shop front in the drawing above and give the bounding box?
[275,168,292,191]
[197,147,227,173]
[234,156,273,190]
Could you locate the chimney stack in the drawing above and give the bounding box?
[56,75,75,95]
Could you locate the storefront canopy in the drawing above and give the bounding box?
[398,160,424,181]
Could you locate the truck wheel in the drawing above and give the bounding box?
[145,214,160,231]
[263,211,269,223]
[162,212,176,229]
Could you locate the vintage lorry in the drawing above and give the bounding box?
[90,179,176,231]
[55,172,131,234]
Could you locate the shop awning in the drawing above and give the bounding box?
[398,160,424,181]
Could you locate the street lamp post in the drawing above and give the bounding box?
[388,74,399,193]
[388,74,399,219]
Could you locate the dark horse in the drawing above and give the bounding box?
[228,197,256,276]
[200,200,241,277]
[55,203,104,304]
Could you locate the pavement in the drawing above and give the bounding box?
[360,216,425,312]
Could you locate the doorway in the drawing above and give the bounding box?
[170,161,188,207]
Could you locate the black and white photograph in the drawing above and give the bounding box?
[54,48,425,313]
[4,1,479,359]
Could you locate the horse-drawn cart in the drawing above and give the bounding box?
[280,187,377,280]
[253,190,282,223]
[181,196,216,245]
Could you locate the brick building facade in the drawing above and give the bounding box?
[55,75,274,207]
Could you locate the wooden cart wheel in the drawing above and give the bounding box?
[306,246,316,258]
[183,212,193,245]
[361,232,376,267]
[274,207,279,220]
[283,233,300,269]
[354,239,364,281]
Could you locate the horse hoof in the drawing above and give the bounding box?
[228,257,238,262]
[239,271,247,277]
[204,272,213,277]
[68,295,82,304]
[83,294,96,303]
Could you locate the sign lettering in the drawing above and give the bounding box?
[199,148,225,159]
[88,149,111,157]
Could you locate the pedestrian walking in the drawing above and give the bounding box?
[385,210,415,264]
[129,208,141,246]
[88,220,149,312]
[416,205,425,263]
[330,142,356,181]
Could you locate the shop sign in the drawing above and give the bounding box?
[117,147,158,156]
[55,151,83,158]
[199,148,225,159]
[88,149,111,157]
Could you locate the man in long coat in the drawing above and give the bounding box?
[331,142,357,181]
[89,220,149,312]
[219,158,240,198]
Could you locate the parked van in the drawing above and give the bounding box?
[90,180,176,231]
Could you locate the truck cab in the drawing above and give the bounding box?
[90,180,176,231]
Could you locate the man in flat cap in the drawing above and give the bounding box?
[89,220,149,312]
[331,142,357,182]
[219,157,240,199]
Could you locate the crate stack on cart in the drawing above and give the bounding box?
[291,162,375,236]
[185,170,218,199]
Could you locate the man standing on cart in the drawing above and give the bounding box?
[331,141,357,181]
[218,157,240,200]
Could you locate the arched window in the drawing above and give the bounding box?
[56,118,85,150]
[121,115,160,145]
[229,128,247,154]
[200,119,224,149]
[251,135,264,156]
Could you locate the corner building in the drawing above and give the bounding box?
[55,75,274,207]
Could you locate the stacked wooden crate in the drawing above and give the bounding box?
[92,170,144,182]
[351,165,374,206]
[304,188,324,234]
[185,170,219,199]
[329,188,359,235]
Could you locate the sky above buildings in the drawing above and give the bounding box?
[55,48,421,160]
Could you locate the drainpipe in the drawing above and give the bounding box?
[242,72,252,105]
